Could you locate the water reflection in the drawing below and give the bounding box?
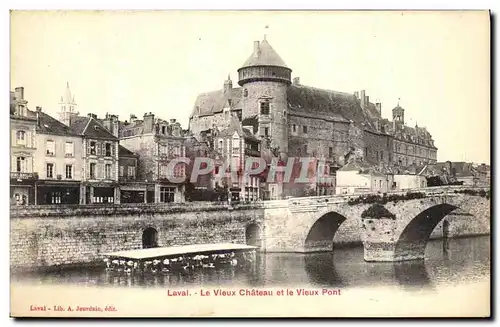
[12,236,490,292]
[393,260,433,291]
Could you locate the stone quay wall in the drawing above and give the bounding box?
[10,203,264,271]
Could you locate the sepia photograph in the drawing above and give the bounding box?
[8,9,491,318]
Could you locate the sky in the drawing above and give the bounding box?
[10,10,490,164]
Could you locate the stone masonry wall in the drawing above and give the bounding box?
[10,204,264,270]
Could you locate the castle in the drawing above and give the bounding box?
[188,37,438,196]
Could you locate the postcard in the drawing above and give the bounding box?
[9,10,491,318]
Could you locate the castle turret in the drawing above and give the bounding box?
[237,37,291,157]
[392,99,405,125]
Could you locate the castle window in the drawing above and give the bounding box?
[303,126,308,134]
[260,101,270,115]
[292,124,297,133]
[244,89,248,97]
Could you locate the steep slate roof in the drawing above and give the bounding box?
[31,110,80,136]
[191,88,243,118]
[286,84,377,131]
[217,113,260,142]
[119,144,137,157]
[70,116,118,140]
[427,162,475,178]
[241,39,289,69]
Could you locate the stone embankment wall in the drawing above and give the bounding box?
[10,203,264,271]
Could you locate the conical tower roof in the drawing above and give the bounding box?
[62,82,74,104]
[241,38,289,69]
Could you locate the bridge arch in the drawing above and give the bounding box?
[394,203,458,260]
[142,227,159,249]
[304,212,347,252]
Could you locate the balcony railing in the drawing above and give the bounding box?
[10,172,38,181]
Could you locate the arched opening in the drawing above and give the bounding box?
[245,224,261,248]
[142,227,158,249]
[304,212,347,252]
[394,204,458,260]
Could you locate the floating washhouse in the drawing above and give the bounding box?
[102,243,257,273]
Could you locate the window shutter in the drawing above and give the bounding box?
[87,141,91,155]
[11,156,16,172]
[86,164,90,179]
[96,142,101,155]
[11,130,16,146]
[97,163,102,179]
[112,144,115,157]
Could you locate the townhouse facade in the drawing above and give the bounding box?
[119,113,186,203]
[10,87,38,205]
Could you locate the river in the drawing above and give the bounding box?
[10,236,490,317]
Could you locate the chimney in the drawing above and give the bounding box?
[130,114,137,124]
[143,112,155,133]
[14,87,24,100]
[223,75,232,93]
[253,41,260,57]
[365,96,369,105]
[360,90,366,109]
[170,118,177,124]
[293,77,300,85]
[87,113,93,118]
[36,106,42,112]
[375,102,382,116]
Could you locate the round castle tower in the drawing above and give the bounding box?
[237,37,291,156]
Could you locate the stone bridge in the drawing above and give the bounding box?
[262,187,490,261]
[10,186,490,270]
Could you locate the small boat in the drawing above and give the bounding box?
[102,243,257,274]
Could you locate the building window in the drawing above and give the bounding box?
[51,192,62,204]
[160,187,175,203]
[90,163,96,179]
[329,147,333,157]
[16,156,25,172]
[303,144,308,154]
[105,164,112,179]
[264,127,269,137]
[260,101,270,115]
[218,140,223,153]
[65,142,74,157]
[159,165,167,178]
[65,165,73,179]
[161,126,166,134]
[303,126,308,134]
[46,163,54,178]
[90,141,96,155]
[365,147,368,158]
[16,130,26,145]
[160,144,167,155]
[292,124,297,133]
[105,143,112,156]
[128,166,136,178]
[232,141,240,155]
[46,140,55,156]
[119,165,124,177]
[380,151,384,161]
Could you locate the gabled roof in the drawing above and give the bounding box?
[31,110,80,137]
[70,116,118,140]
[191,88,243,118]
[217,113,261,143]
[240,39,289,69]
[119,144,137,157]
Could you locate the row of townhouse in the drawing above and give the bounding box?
[10,85,268,206]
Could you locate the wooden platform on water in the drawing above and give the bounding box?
[102,243,257,261]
